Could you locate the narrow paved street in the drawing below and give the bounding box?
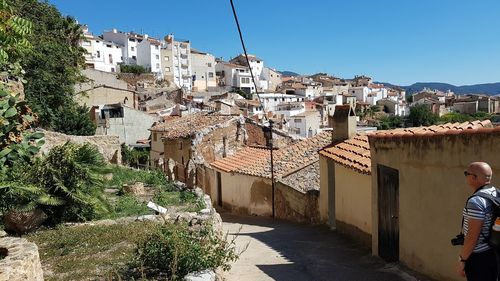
[222,213,427,281]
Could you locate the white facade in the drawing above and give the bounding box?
[102,29,140,65]
[215,62,255,93]
[348,86,388,105]
[81,26,122,73]
[287,111,321,138]
[137,36,162,75]
[255,93,304,112]
[163,35,192,91]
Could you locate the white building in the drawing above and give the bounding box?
[162,34,192,92]
[215,62,254,93]
[287,111,321,138]
[191,49,216,92]
[255,93,304,112]
[80,25,122,73]
[137,36,162,75]
[348,84,388,105]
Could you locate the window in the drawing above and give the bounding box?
[96,51,100,58]
[153,132,157,142]
[131,46,135,51]
[352,90,355,93]
[207,62,212,67]
[111,67,115,72]
[109,54,113,64]
[129,38,135,42]
[156,55,160,59]
[239,69,245,73]
[165,67,170,72]
[156,63,160,69]
[155,45,159,50]
[208,72,214,78]
[241,77,250,84]
[132,55,136,60]
[179,141,183,150]
[164,56,170,61]
[294,119,302,123]
[106,44,112,48]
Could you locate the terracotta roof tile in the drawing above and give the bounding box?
[211,132,331,179]
[369,120,493,140]
[319,134,371,174]
[150,112,234,140]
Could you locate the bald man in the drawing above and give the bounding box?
[456,162,497,281]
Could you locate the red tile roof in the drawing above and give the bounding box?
[319,134,371,175]
[210,147,269,172]
[150,112,235,140]
[368,120,494,140]
[210,132,331,179]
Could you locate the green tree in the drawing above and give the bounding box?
[439,112,471,123]
[9,0,94,135]
[53,105,96,136]
[408,104,438,126]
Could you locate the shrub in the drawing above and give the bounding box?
[107,165,170,189]
[121,143,150,168]
[136,222,238,280]
[120,64,147,74]
[28,142,109,223]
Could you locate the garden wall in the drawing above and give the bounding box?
[40,130,121,164]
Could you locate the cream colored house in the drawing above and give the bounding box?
[368,120,499,281]
[210,132,330,221]
[319,134,372,246]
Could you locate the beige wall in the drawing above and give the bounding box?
[220,172,272,216]
[164,138,192,166]
[370,132,500,281]
[76,87,136,109]
[150,131,164,167]
[276,183,320,223]
[335,164,372,236]
[318,155,329,223]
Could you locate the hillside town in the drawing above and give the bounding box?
[2,1,500,280]
[72,25,500,281]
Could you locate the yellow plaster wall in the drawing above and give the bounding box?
[318,155,329,222]
[335,164,372,235]
[370,132,500,281]
[220,172,272,216]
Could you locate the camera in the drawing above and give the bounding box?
[451,233,465,246]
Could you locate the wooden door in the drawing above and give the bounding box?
[377,164,399,262]
[217,172,222,207]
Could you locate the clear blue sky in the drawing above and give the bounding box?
[48,0,500,86]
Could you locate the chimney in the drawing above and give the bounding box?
[112,28,117,33]
[165,34,173,44]
[144,34,149,39]
[328,105,356,143]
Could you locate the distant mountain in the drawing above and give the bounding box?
[279,70,300,77]
[377,82,500,96]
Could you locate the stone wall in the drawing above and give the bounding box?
[40,130,121,164]
[0,237,44,281]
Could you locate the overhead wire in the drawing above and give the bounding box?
[228,0,268,120]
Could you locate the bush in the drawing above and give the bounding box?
[29,142,109,223]
[121,143,150,168]
[107,165,170,189]
[408,104,438,126]
[53,104,96,136]
[120,64,147,74]
[136,222,238,280]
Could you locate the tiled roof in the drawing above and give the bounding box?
[150,112,234,139]
[279,162,320,193]
[211,132,331,179]
[369,120,494,140]
[210,147,269,172]
[319,134,371,175]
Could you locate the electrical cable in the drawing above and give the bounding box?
[229,0,267,120]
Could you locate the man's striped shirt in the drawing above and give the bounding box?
[462,186,496,253]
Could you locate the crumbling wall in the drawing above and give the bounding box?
[275,183,320,224]
[40,130,121,164]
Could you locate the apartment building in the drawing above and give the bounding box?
[161,34,192,91]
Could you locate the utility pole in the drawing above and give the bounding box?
[269,120,275,219]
